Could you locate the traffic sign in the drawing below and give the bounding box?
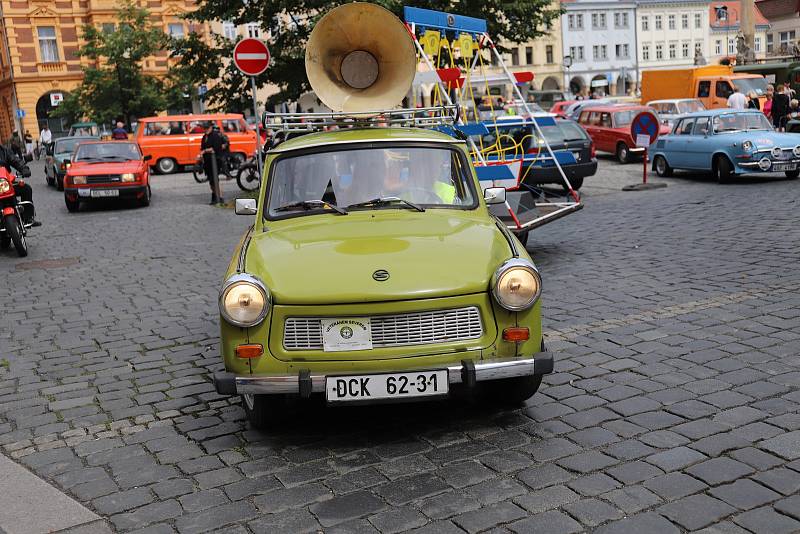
[198,84,208,96]
[50,93,63,106]
[233,38,270,76]
[15,109,25,118]
[630,111,660,146]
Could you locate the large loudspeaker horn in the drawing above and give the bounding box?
[305,2,416,113]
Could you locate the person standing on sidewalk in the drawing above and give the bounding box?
[39,125,52,156]
[111,121,128,140]
[201,124,226,205]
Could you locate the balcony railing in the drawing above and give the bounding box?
[37,62,67,73]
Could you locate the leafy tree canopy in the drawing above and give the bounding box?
[54,1,178,126]
[175,0,563,110]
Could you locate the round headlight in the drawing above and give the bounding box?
[491,259,542,311]
[772,147,782,158]
[741,140,753,151]
[219,274,270,327]
[794,145,800,157]
[0,179,9,194]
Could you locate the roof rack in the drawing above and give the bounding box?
[263,105,458,133]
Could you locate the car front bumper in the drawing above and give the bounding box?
[213,352,554,397]
[65,185,148,199]
[737,157,800,171]
[521,160,598,183]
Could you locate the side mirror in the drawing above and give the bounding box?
[24,153,33,163]
[483,187,506,205]
[142,154,152,162]
[235,198,257,215]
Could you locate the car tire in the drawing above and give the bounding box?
[654,155,673,177]
[45,169,54,186]
[65,197,80,213]
[139,186,151,207]
[785,169,800,179]
[715,155,733,184]
[616,143,631,164]
[156,158,177,175]
[563,176,584,191]
[56,175,64,191]
[241,393,289,430]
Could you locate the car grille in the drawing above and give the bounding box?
[283,307,484,350]
[87,174,121,184]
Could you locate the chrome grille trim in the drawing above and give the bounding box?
[283,307,484,350]
[86,174,121,183]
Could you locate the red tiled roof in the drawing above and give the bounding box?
[709,1,771,26]
[755,0,800,18]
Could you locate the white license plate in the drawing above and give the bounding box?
[772,162,796,172]
[326,370,448,403]
[90,189,119,198]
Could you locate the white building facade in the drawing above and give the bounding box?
[561,0,639,97]
[636,0,712,76]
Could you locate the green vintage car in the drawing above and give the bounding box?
[213,127,554,428]
[45,136,99,190]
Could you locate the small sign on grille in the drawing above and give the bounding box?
[320,317,373,352]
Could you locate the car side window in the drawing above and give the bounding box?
[698,81,711,98]
[144,122,169,136]
[222,120,242,133]
[599,113,611,127]
[693,117,710,136]
[668,104,678,114]
[579,111,589,124]
[678,118,695,135]
[716,82,733,98]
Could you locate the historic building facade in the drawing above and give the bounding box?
[0,0,201,141]
[636,0,712,74]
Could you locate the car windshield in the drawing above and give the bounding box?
[75,143,141,162]
[474,120,588,153]
[267,146,476,217]
[54,138,92,154]
[712,113,773,133]
[678,100,706,113]
[732,77,769,96]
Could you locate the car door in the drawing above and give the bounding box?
[687,116,714,169]
[597,112,613,153]
[670,118,696,168]
[714,80,734,109]
[697,80,712,109]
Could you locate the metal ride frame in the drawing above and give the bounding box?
[403,7,583,237]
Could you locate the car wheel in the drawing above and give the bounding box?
[715,155,733,183]
[616,143,631,164]
[139,186,151,207]
[563,176,584,191]
[654,155,673,177]
[65,196,80,213]
[156,158,177,174]
[45,169,54,186]
[56,175,64,191]
[785,169,800,179]
[241,394,290,430]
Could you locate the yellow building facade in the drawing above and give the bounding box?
[0,0,202,141]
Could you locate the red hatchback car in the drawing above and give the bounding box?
[577,105,670,163]
[550,100,578,118]
[63,141,152,212]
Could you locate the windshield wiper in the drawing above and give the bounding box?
[274,199,347,215]
[347,196,425,212]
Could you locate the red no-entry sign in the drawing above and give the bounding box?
[233,38,270,76]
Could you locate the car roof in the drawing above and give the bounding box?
[677,109,766,119]
[76,140,137,145]
[270,127,463,153]
[578,104,649,113]
[647,99,700,104]
[56,136,99,141]
[139,114,244,122]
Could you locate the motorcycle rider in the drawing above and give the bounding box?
[0,142,40,227]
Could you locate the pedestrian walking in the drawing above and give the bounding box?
[763,85,774,121]
[727,86,747,109]
[200,124,226,205]
[746,92,760,110]
[111,121,128,140]
[39,125,52,155]
[23,130,33,157]
[9,131,22,158]
[771,84,790,130]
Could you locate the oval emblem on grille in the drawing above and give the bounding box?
[372,269,390,281]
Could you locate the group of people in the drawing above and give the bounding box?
[727,83,799,131]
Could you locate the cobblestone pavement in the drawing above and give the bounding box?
[2,157,799,534]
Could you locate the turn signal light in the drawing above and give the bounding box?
[235,344,263,358]
[502,327,530,342]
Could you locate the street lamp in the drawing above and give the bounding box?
[563,55,573,95]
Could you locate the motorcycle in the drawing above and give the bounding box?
[235,150,266,192]
[0,166,34,257]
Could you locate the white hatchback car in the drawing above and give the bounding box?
[646,99,706,128]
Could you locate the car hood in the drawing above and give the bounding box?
[245,210,513,305]
[733,131,800,149]
[68,161,145,174]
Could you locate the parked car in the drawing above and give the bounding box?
[135,113,257,174]
[550,100,578,118]
[646,99,706,127]
[213,127,554,428]
[577,104,670,163]
[649,109,800,182]
[527,90,569,109]
[63,141,152,212]
[44,136,99,190]
[565,99,614,121]
[473,115,597,190]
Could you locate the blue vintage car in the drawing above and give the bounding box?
[649,109,800,183]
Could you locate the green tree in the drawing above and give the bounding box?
[54,1,171,126]
[173,0,563,111]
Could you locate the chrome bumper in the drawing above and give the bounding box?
[738,157,800,169]
[213,353,554,396]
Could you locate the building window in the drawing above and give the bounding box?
[592,13,606,29]
[568,14,575,30]
[656,43,663,59]
[247,23,260,38]
[601,45,607,59]
[222,22,237,40]
[525,46,534,64]
[695,41,703,54]
[728,38,735,54]
[545,45,553,64]
[682,42,689,57]
[655,15,662,30]
[615,43,629,58]
[695,13,702,28]
[101,23,115,34]
[643,44,650,60]
[669,42,676,59]
[592,14,598,28]
[593,45,599,59]
[622,13,629,27]
[755,37,762,52]
[668,15,676,30]
[681,14,689,29]
[614,13,627,28]
[600,14,606,28]
[569,14,584,30]
[570,46,585,61]
[767,33,773,53]
[37,27,59,63]
[576,14,584,29]
[779,31,797,51]
[578,46,584,60]
[168,23,184,38]
[641,16,649,31]
[715,39,722,55]
[511,48,519,66]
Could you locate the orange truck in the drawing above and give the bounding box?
[641,65,768,110]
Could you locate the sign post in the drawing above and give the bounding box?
[233,38,270,180]
[623,111,667,191]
